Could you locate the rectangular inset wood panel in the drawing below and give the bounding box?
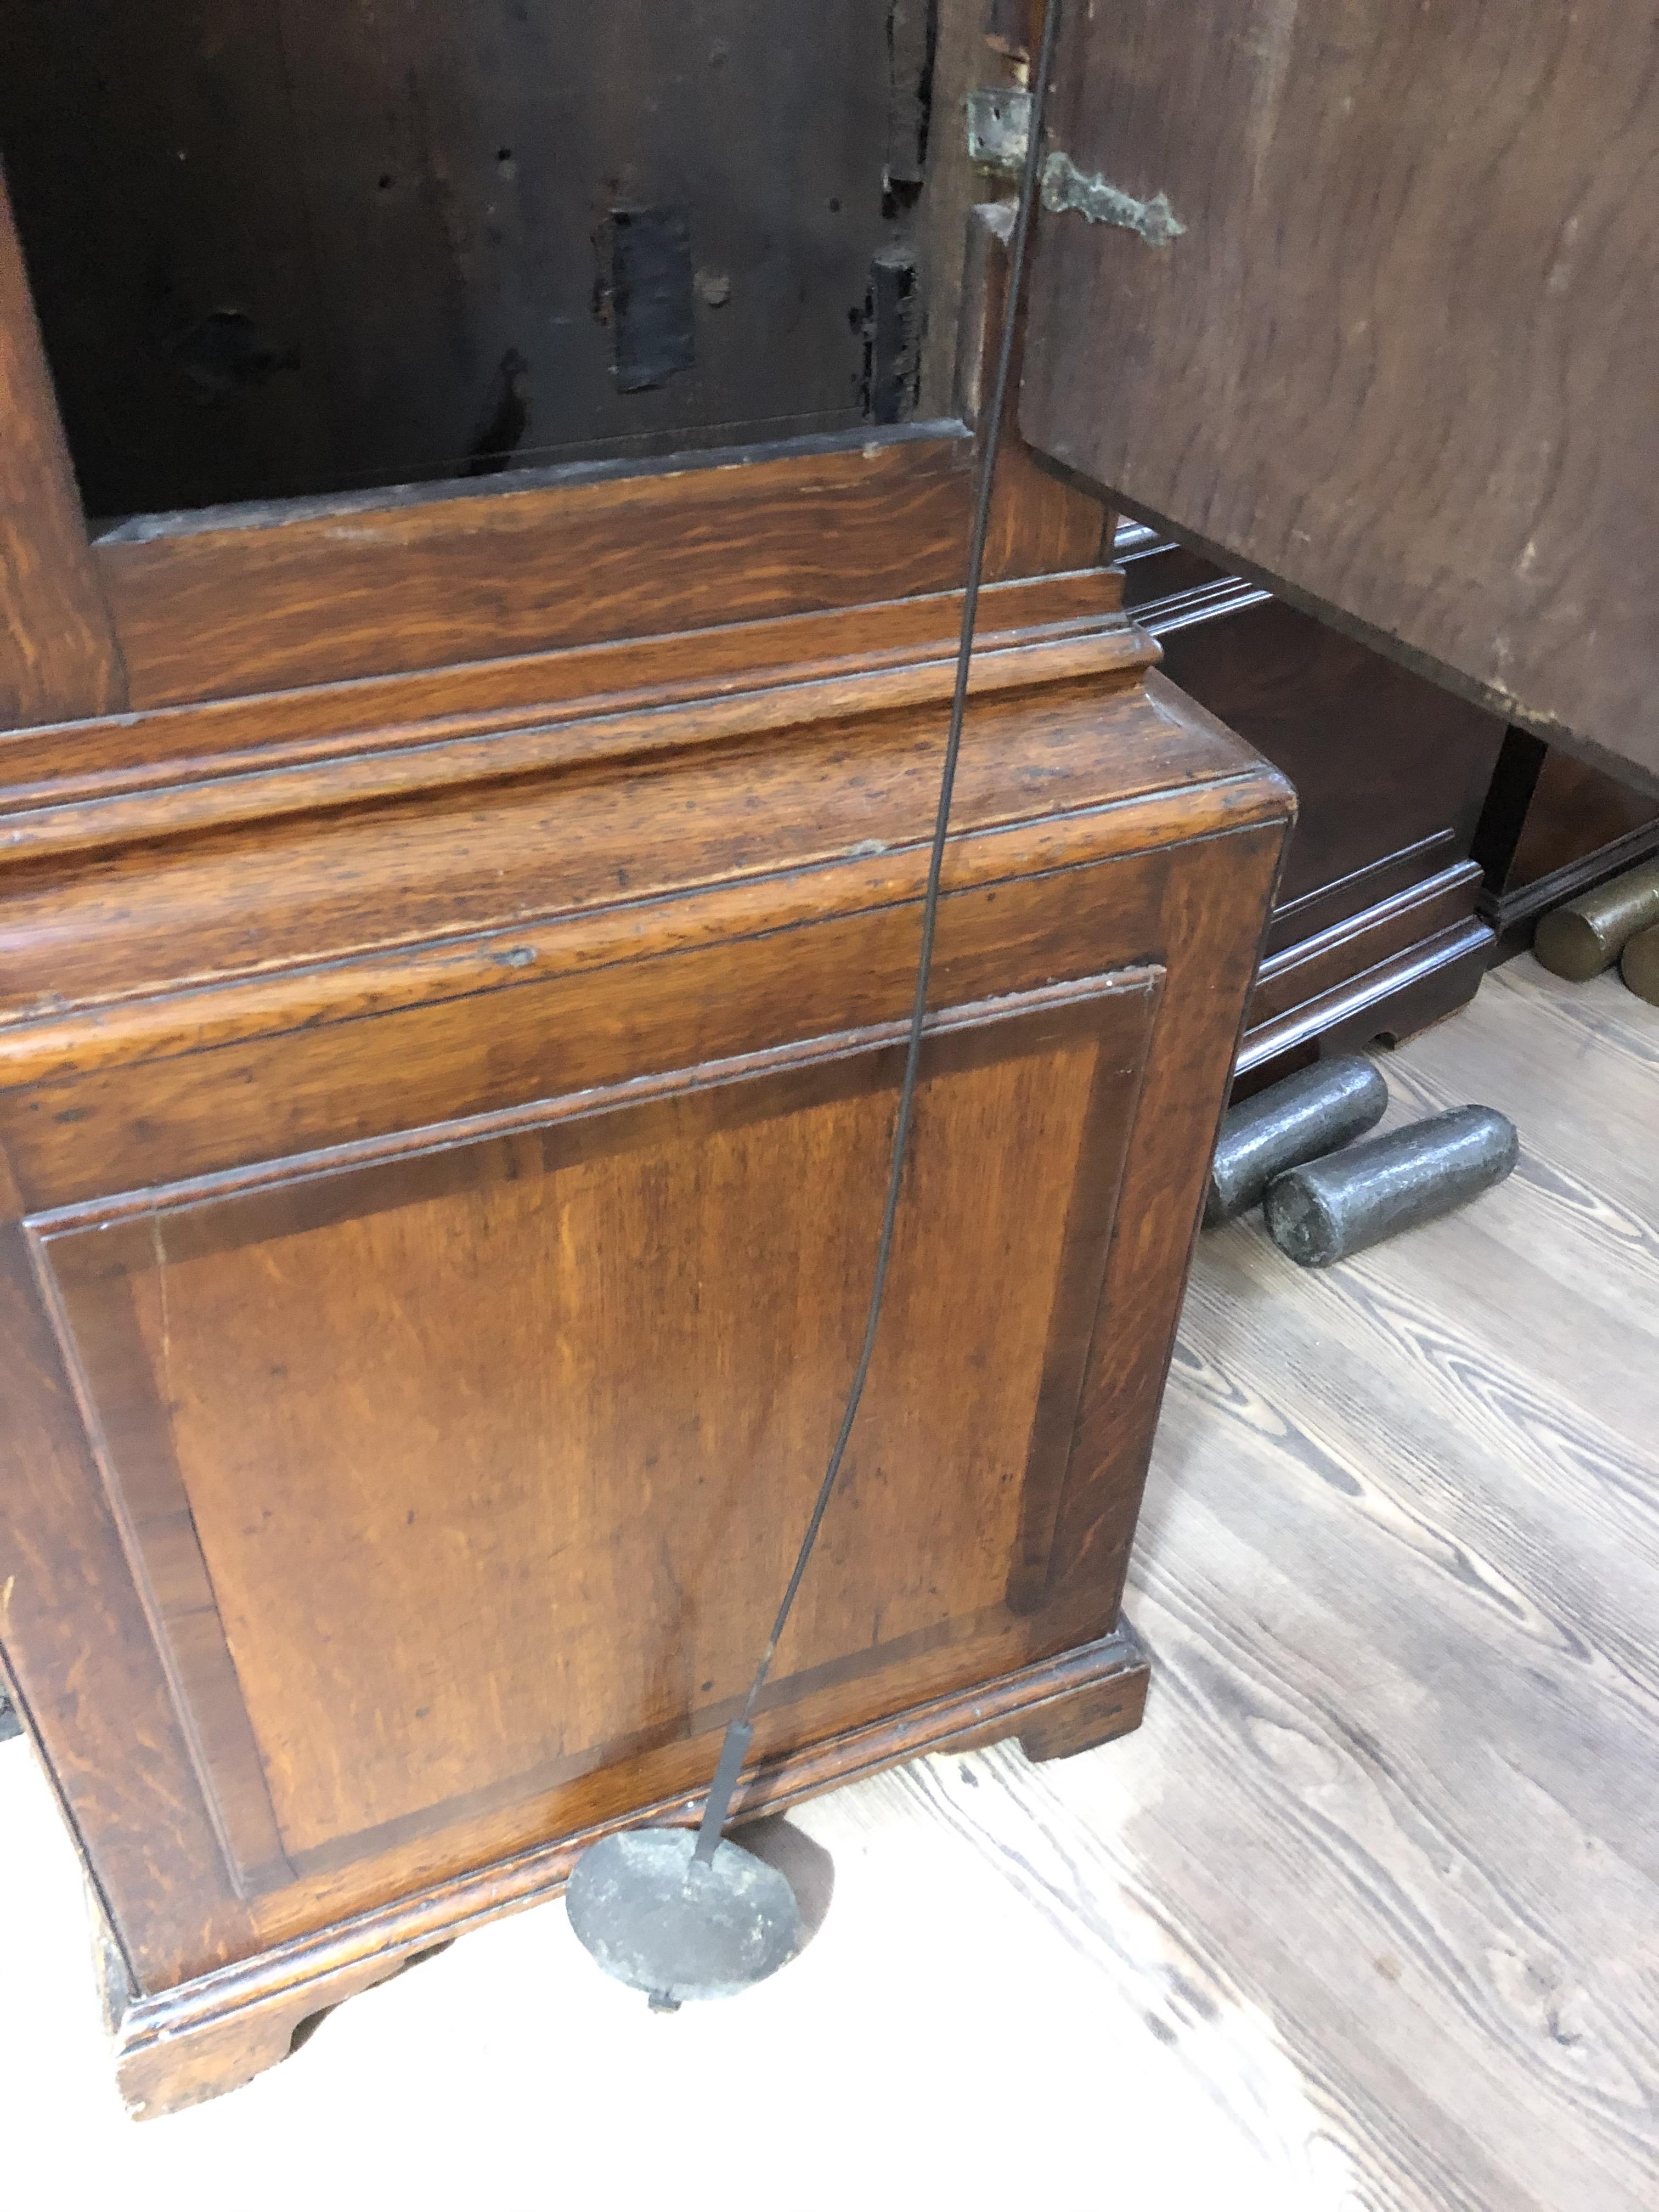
[37,974,1159,1889]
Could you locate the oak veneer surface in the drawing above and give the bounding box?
[89,427,981,707]
[40,984,1155,1884]
[0,568,1126,837]
[0,167,125,726]
[78,415,1099,712]
[0,570,1290,2024]
[0,954,1652,2207]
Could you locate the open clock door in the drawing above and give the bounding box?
[1019,1,1659,797]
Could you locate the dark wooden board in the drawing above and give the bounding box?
[1506,750,1659,896]
[1474,731,1659,959]
[0,1,911,516]
[0,3,339,520]
[1115,522,1502,1072]
[1121,540,1506,941]
[1022,0,1659,794]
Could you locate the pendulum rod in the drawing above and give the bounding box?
[691,0,1068,1865]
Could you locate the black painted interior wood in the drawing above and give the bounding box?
[0,2,942,518]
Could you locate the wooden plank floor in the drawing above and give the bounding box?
[0,952,1655,2207]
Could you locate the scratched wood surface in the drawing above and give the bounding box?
[1,952,1655,2204]
[1022,0,1659,793]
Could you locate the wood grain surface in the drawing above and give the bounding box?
[1114,517,1508,1074]
[954,203,1107,582]
[1509,754,1659,895]
[1127,575,1506,944]
[0,168,126,729]
[37,980,1157,1887]
[0,584,1290,2090]
[91,428,982,706]
[1021,0,1659,792]
[0,568,1118,808]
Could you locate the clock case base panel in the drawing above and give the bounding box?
[0,545,1290,2118]
[1471,727,1659,963]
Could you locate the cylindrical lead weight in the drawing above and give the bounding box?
[1205,1054,1388,1226]
[1628,920,1659,1008]
[1621,921,1659,1008]
[1264,1105,1519,1267]
[1533,856,1659,980]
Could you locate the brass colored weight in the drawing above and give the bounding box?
[1533,856,1659,980]
[1620,921,1659,1007]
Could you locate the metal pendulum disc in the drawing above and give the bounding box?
[564,1826,803,2008]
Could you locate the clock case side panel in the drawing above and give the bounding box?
[0,167,126,729]
[0,672,1289,2014]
